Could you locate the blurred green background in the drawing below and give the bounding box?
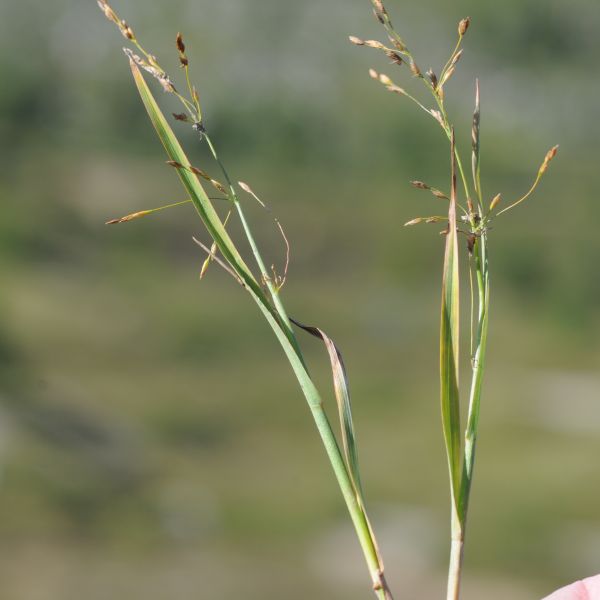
[1,0,599,598]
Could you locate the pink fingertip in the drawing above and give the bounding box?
[543,575,600,600]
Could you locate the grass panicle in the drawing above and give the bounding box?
[352,1,558,598]
[99,2,392,598]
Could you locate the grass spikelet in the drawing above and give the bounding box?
[496,145,559,216]
[105,199,191,225]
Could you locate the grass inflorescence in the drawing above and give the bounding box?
[97,0,393,598]
[350,1,558,598]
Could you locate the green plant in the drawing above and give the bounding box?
[97,1,392,598]
[97,1,557,598]
[350,1,557,598]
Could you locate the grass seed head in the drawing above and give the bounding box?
[439,66,456,89]
[97,0,119,25]
[427,69,438,88]
[364,40,386,49]
[166,160,184,169]
[176,32,188,67]
[410,59,422,77]
[378,73,393,86]
[349,35,366,46]
[389,36,406,52]
[540,145,559,174]
[467,233,476,254]
[121,21,135,40]
[373,8,385,25]
[124,48,176,93]
[450,49,464,68]
[238,181,253,194]
[372,0,388,17]
[459,17,471,36]
[430,109,444,127]
[387,84,407,95]
[106,210,152,225]
[176,32,186,54]
[432,189,449,200]
[489,193,502,211]
[411,180,430,190]
[385,50,403,65]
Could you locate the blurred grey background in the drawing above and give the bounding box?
[1,0,599,598]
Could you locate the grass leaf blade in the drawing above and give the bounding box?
[291,319,363,496]
[440,129,462,511]
[128,60,263,300]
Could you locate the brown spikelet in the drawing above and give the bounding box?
[427,69,438,88]
[411,181,449,201]
[439,66,456,89]
[389,36,406,52]
[176,32,186,54]
[450,49,464,68]
[166,160,184,169]
[385,50,403,65]
[459,17,471,36]
[373,8,385,24]
[411,181,430,190]
[176,33,189,67]
[431,189,449,200]
[172,113,189,122]
[121,21,135,40]
[97,0,119,25]
[349,36,366,46]
[189,166,227,194]
[430,110,445,128]
[539,145,559,174]
[467,234,476,254]
[489,193,502,211]
[410,59,422,77]
[372,0,387,16]
[387,84,407,96]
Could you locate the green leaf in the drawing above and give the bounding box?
[291,319,363,497]
[440,130,462,515]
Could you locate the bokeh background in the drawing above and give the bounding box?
[1,0,599,598]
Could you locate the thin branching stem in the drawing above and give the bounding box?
[203,134,296,337]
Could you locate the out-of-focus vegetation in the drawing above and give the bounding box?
[0,0,599,598]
